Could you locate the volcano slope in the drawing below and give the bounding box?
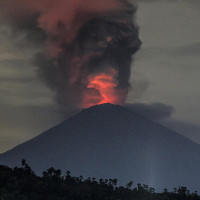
[0,103,200,192]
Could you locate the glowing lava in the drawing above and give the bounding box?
[82,68,123,108]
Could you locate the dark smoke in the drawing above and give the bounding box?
[0,0,141,113]
[126,103,175,121]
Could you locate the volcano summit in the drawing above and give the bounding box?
[0,103,200,191]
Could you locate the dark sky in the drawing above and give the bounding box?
[0,0,200,153]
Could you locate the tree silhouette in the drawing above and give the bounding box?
[0,160,199,200]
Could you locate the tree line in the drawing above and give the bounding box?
[0,160,199,200]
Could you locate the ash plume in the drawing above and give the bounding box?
[125,103,175,121]
[0,0,141,113]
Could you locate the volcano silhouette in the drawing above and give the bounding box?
[0,103,200,191]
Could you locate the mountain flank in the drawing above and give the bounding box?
[0,103,200,191]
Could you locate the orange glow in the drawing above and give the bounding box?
[81,68,123,108]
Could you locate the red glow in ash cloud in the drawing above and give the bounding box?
[81,68,123,108]
[0,0,141,112]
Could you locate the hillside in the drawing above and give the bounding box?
[0,103,200,191]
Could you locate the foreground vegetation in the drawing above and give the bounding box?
[0,160,199,200]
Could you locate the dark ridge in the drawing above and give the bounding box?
[0,103,200,192]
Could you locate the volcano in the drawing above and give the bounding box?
[0,103,200,191]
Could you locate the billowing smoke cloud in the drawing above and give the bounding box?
[0,0,141,113]
[126,103,175,121]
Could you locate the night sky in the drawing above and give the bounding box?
[0,0,200,153]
